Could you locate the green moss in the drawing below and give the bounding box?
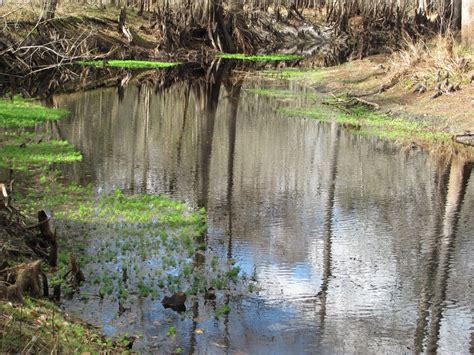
[216,53,304,61]
[0,299,126,353]
[0,97,69,128]
[0,141,82,171]
[76,60,180,69]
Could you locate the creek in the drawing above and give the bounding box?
[44,64,474,354]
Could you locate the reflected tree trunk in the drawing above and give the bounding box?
[196,61,232,209]
[413,161,451,353]
[141,85,151,192]
[224,77,243,259]
[319,122,341,326]
[426,156,472,353]
[170,83,192,193]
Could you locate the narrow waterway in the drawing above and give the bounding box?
[49,67,473,354]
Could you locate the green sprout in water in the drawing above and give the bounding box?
[166,326,177,338]
[216,53,303,62]
[215,304,231,318]
[76,60,180,69]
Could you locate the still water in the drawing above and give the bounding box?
[51,68,473,354]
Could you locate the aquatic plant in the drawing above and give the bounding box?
[166,326,177,338]
[215,304,231,318]
[217,53,303,61]
[76,60,180,69]
[0,96,69,128]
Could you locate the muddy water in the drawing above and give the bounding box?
[51,70,473,354]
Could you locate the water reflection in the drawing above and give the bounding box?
[49,69,473,354]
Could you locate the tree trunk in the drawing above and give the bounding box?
[462,0,474,48]
[452,0,462,30]
[43,0,58,20]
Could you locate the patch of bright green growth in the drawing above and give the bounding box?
[262,68,327,82]
[76,60,180,69]
[0,141,82,171]
[215,304,231,318]
[0,299,125,353]
[279,104,452,144]
[246,88,315,98]
[0,96,69,128]
[166,326,177,338]
[98,190,207,232]
[217,53,303,61]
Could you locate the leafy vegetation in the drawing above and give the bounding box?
[279,103,452,144]
[0,141,82,171]
[246,88,315,98]
[0,96,69,128]
[217,53,303,61]
[0,299,126,353]
[262,68,327,81]
[76,60,180,69]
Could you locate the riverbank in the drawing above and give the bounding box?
[258,47,474,159]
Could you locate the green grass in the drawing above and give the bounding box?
[0,140,83,171]
[0,299,126,353]
[279,104,452,144]
[76,60,180,69]
[246,88,315,98]
[216,53,304,61]
[0,96,69,128]
[262,68,327,81]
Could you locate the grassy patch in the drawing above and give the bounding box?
[262,68,327,81]
[0,299,126,353]
[217,53,303,61]
[0,97,69,128]
[76,60,180,69]
[0,141,82,171]
[246,88,315,98]
[279,104,452,144]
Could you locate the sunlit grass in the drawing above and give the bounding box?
[0,299,127,353]
[0,140,83,171]
[0,96,69,128]
[279,104,452,144]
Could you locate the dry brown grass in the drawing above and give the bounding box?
[387,34,473,92]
